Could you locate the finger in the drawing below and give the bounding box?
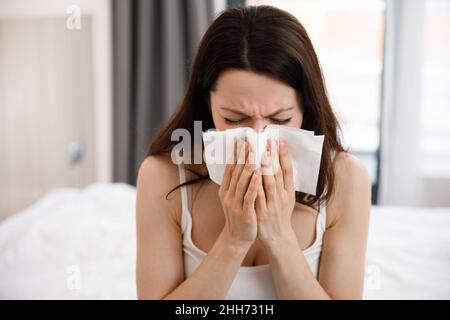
[228,139,247,192]
[247,138,254,163]
[235,149,256,207]
[279,139,294,193]
[255,169,267,212]
[221,138,238,191]
[243,170,259,212]
[261,151,276,203]
[269,138,284,192]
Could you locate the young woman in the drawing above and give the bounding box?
[136,5,371,300]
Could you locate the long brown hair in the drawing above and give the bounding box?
[147,5,345,208]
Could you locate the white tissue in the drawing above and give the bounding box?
[202,124,324,195]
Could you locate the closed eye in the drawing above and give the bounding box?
[224,118,292,125]
[223,117,249,124]
[272,118,292,125]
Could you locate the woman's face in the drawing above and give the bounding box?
[209,69,303,131]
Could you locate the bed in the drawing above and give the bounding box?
[0,183,449,299]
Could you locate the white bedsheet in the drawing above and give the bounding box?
[0,183,137,299]
[364,205,450,299]
[0,183,449,299]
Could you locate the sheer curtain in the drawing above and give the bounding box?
[379,0,450,206]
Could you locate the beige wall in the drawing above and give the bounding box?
[0,17,96,220]
[0,0,113,221]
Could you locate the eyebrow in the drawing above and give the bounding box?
[219,106,295,118]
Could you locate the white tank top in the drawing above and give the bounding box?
[177,162,327,300]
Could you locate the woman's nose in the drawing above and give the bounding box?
[250,119,268,132]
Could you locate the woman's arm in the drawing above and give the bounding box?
[136,141,259,299]
[313,153,371,299]
[268,153,371,299]
[257,141,371,299]
[164,231,252,300]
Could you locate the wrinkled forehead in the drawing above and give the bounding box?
[211,69,300,115]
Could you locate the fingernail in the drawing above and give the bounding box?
[238,139,244,151]
[261,152,267,164]
[248,150,254,163]
[271,138,277,152]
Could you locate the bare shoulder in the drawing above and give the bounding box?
[136,153,183,226]
[326,151,371,227]
[137,153,179,186]
[333,152,371,185]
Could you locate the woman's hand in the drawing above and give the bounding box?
[218,138,260,246]
[256,138,297,250]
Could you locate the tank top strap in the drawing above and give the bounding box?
[318,201,327,233]
[176,158,191,234]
